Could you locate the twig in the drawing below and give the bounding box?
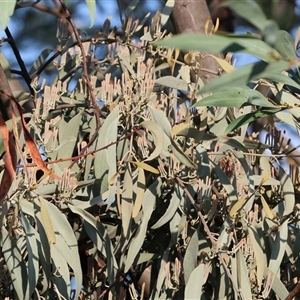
[285,281,300,300]
[97,273,124,299]
[176,176,216,246]
[11,127,142,169]
[58,0,102,169]
[5,27,34,95]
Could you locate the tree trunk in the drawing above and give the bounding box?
[169,0,221,84]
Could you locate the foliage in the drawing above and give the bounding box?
[1,0,300,299]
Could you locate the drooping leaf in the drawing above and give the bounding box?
[95,105,119,193]
[35,197,56,244]
[183,228,198,284]
[121,165,133,239]
[0,115,16,204]
[268,220,288,275]
[125,0,139,16]
[132,167,146,218]
[45,200,82,300]
[141,120,165,161]
[57,113,82,170]
[161,0,174,26]
[68,204,118,284]
[151,185,181,229]
[278,166,295,218]
[124,179,161,272]
[236,249,252,299]
[21,213,39,298]
[85,0,96,27]
[50,244,70,299]
[29,49,55,76]
[184,264,205,299]
[2,226,28,300]
[248,224,267,288]
[264,268,289,299]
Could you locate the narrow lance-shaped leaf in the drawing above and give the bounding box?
[2,226,28,300]
[0,0,17,30]
[37,197,56,244]
[225,108,282,135]
[21,213,39,298]
[45,200,82,300]
[132,167,146,218]
[85,0,96,27]
[0,115,16,204]
[184,264,205,299]
[124,179,161,272]
[155,33,280,63]
[192,88,277,109]
[141,120,165,161]
[121,165,133,239]
[130,161,159,174]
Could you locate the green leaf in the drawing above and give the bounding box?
[29,49,54,76]
[265,268,289,299]
[68,204,118,284]
[275,30,296,59]
[151,185,181,229]
[248,224,267,287]
[21,213,39,298]
[2,226,28,300]
[225,108,281,134]
[45,200,82,300]
[155,76,188,90]
[170,138,195,168]
[57,113,82,170]
[132,167,145,218]
[237,249,252,299]
[183,229,198,284]
[161,0,174,26]
[35,197,56,244]
[184,264,205,299]
[0,52,11,79]
[121,165,133,239]
[278,166,295,218]
[141,120,165,161]
[85,0,96,27]
[34,201,52,295]
[201,60,300,94]
[51,245,70,299]
[0,0,17,30]
[124,179,161,272]
[155,33,279,62]
[95,106,119,193]
[193,88,276,109]
[125,0,139,16]
[221,0,267,31]
[105,105,119,208]
[268,220,288,275]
